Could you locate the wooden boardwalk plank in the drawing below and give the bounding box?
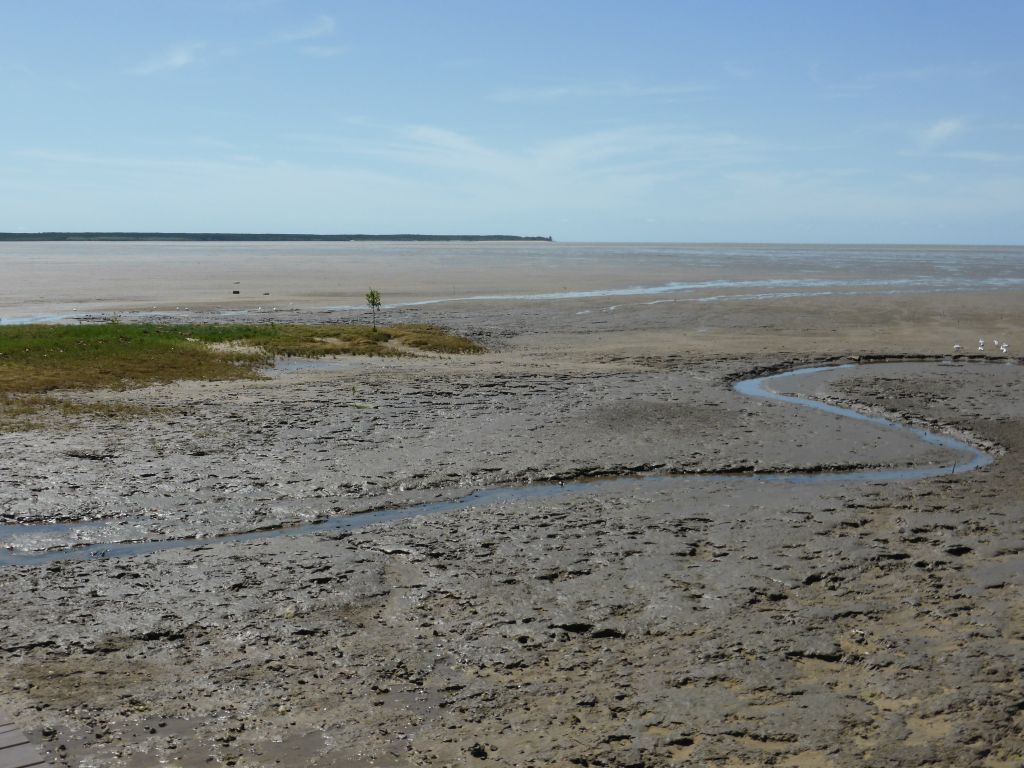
[0,729,28,749]
[0,742,46,768]
[0,712,49,768]
[0,731,29,750]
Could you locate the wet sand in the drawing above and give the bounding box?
[1,258,1023,766]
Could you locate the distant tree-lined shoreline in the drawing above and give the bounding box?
[0,232,554,242]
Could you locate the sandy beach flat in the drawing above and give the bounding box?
[1,245,1022,766]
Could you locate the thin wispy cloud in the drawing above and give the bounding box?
[282,15,335,42]
[491,83,709,103]
[817,66,942,98]
[528,127,745,175]
[291,123,751,186]
[190,136,242,152]
[300,45,346,58]
[379,126,514,176]
[0,63,33,76]
[944,150,1020,163]
[921,117,966,146]
[134,43,202,75]
[899,144,1020,165]
[16,148,256,171]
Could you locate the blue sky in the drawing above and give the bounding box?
[1,0,1022,243]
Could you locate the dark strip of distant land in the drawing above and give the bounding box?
[0,232,554,242]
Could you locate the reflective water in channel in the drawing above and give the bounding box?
[0,363,994,566]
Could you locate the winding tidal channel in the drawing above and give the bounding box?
[0,363,994,567]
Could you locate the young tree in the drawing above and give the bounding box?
[365,287,382,329]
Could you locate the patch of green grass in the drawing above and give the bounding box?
[0,322,483,396]
[387,324,486,354]
[0,324,264,395]
[171,322,484,358]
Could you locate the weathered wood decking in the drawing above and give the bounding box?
[0,713,49,768]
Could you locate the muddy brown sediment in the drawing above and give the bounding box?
[1,288,1023,767]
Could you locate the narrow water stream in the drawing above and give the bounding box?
[0,363,993,566]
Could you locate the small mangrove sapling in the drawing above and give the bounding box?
[365,288,382,329]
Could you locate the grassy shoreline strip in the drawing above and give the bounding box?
[0,322,483,395]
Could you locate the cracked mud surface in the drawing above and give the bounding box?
[1,291,1023,767]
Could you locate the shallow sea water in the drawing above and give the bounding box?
[1,241,1023,323]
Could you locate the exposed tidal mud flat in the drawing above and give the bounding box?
[1,290,1023,767]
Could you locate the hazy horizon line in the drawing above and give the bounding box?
[0,232,1022,248]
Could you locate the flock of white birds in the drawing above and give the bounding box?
[953,339,1011,354]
